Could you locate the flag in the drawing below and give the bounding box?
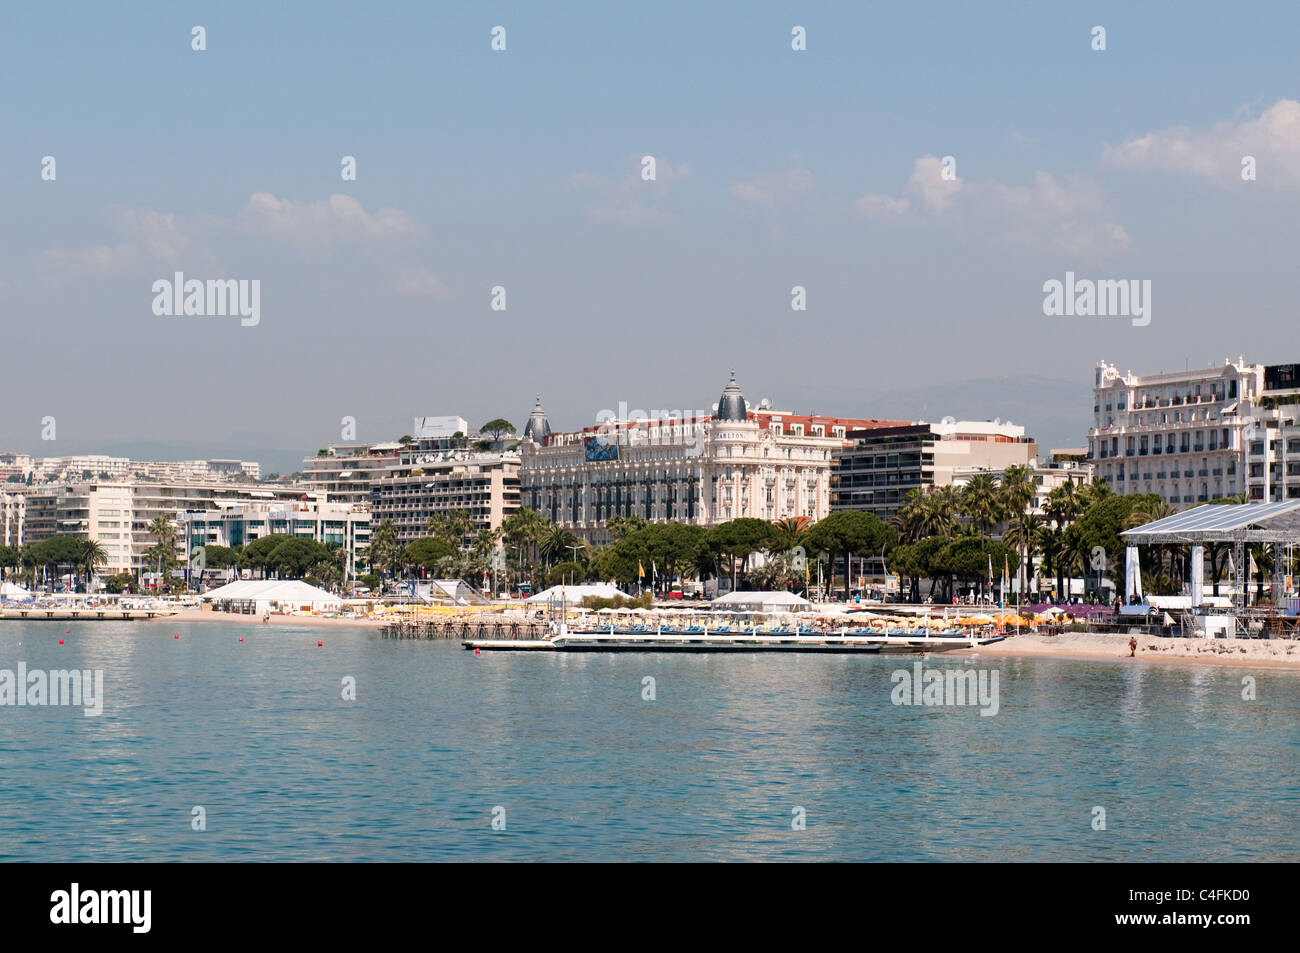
[638,561,645,579]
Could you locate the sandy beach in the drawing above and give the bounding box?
[970,630,1300,669]
[147,608,1300,669]
[165,607,384,628]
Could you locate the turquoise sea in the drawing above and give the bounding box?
[0,621,1296,861]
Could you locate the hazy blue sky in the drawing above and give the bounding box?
[4,1,1299,473]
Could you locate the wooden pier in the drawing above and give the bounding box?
[380,619,550,641]
[0,608,180,621]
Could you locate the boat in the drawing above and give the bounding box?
[464,621,1004,654]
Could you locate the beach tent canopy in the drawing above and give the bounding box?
[201,579,342,612]
[1122,500,1300,544]
[0,581,33,601]
[527,583,631,606]
[429,579,490,606]
[710,590,812,613]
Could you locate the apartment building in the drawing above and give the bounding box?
[832,420,1040,519]
[20,479,315,575]
[368,452,520,543]
[178,499,370,576]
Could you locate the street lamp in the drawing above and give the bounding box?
[566,542,584,587]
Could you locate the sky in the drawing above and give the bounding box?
[3,1,1299,475]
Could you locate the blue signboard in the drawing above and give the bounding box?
[584,436,619,462]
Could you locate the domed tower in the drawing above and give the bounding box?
[522,394,551,444]
[715,371,749,422]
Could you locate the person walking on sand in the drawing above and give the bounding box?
[1129,635,1138,658]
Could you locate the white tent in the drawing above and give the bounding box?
[527,583,631,606]
[201,580,342,614]
[711,590,812,613]
[0,581,33,601]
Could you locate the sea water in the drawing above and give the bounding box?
[0,622,1295,861]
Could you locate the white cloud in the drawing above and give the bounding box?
[729,168,815,209]
[240,192,421,245]
[1103,99,1300,188]
[45,204,187,273]
[569,156,692,225]
[396,266,451,299]
[855,157,1129,256]
[44,192,425,278]
[110,206,187,262]
[857,156,961,218]
[46,243,139,274]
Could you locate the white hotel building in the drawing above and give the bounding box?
[1087,358,1300,507]
[519,374,904,541]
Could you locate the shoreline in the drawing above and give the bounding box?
[25,609,1300,669]
[968,631,1300,669]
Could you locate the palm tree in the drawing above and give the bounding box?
[770,516,810,552]
[898,487,958,541]
[426,510,473,548]
[1044,480,1084,530]
[1000,465,1037,598]
[79,539,108,593]
[1001,513,1044,600]
[501,506,549,592]
[1124,498,1175,582]
[1078,479,1113,511]
[147,515,179,588]
[367,519,402,588]
[539,525,584,569]
[959,473,1003,536]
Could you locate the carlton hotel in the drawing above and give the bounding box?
[519,373,904,541]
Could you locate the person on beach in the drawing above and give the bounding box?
[1129,635,1138,658]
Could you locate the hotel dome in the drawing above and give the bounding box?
[715,371,748,422]
[523,395,552,442]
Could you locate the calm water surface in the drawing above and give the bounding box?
[0,621,1296,861]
